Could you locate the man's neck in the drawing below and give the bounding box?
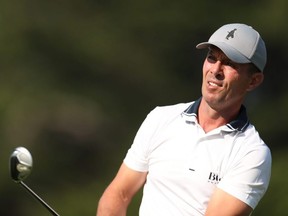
[198,98,241,133]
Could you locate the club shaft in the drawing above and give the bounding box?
[20,181,60,216]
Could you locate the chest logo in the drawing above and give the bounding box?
[208,172,222,184]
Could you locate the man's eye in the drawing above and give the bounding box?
[207,55,216,62]
[226,61,237,68]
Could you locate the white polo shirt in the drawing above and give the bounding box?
[124,98,271,216]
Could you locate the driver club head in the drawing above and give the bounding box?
[10,147,33,183]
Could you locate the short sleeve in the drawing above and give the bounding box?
[217,144,272,209]
[124,107,161,172]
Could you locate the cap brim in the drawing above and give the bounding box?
[196,42,251,64]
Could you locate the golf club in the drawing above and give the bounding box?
[9,147,60,216]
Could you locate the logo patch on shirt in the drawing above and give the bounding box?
[208,172,222,184]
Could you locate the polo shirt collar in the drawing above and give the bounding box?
[182,97,250,132]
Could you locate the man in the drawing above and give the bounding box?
[96,23,272,216]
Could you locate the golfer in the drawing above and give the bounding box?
[97,23,272,216]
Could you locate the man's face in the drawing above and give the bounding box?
[201,47,256,110]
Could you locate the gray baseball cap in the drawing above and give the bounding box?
[196,23,267,72]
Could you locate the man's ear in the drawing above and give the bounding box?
[247,73,264,92]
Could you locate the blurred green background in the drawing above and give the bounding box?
[0,0,287,215]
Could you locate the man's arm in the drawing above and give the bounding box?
[96,163,147,216]
[205,188,252,216]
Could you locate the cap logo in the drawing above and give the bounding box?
[226,28,237,40]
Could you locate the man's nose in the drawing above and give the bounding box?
[210,61,224,79]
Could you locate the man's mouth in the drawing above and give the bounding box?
[208,81,222,87]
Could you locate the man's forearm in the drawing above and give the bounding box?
[96,188,129,216]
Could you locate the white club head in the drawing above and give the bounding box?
[10,147,33,182]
